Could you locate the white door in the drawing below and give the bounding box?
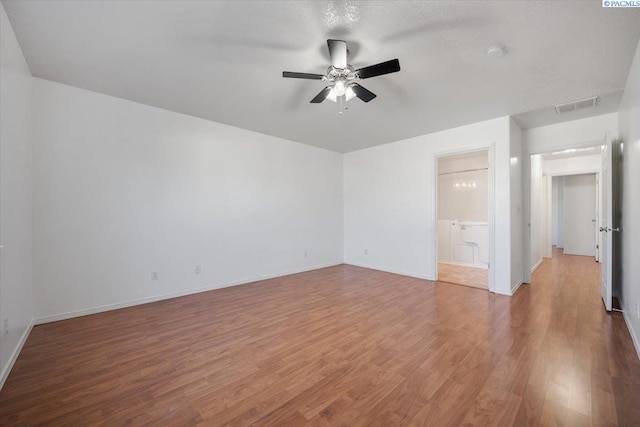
[600,141,613,311]
[563,174,597,257]
[594,175,600,262]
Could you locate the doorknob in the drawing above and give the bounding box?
[609,227,620,232]
[599,227,606,232]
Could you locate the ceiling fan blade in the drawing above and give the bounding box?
[327,39,348,69]
[356,59,401,79]
[351,84,377,102]
[310,86,333,103]
[283,71,325,80]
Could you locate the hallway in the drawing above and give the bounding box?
[516,248,640,425]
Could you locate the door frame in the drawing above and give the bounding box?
[523,138,606,283]
[543,170,601,261]
[432,144,496,293]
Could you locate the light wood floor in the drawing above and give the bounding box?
[1,252,639,426]
[438,262,488,289]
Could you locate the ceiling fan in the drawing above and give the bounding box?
[282,39,400,113]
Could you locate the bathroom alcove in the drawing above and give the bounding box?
[436,150,490,289]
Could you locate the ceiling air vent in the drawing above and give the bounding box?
[555,96,598,114]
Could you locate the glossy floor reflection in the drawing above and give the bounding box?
[0,251,638,425]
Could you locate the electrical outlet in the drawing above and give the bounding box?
[636,302,640,319]
[151,272,159,281]
[364,249,368,255]
[3,318,8,336]
[195,265,201,274]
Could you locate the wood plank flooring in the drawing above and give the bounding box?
[438,262,488,289]
[1,250,639,426]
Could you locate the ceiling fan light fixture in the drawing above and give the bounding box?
[333,79,346,96]
[345,85,356,101]
[282,39,400,107]
[329,84,357,103]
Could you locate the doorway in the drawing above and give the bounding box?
[528,147,602,272]
[525,137,622,312]
[436,150,490,290]
[551,173,598,258]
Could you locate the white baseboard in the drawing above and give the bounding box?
[34,262,343,325]
[0,320,34,391]
[494,288,513,296]
[344,261,433,281]
[622,308,640,361]
[530,258,543,275]
[511,281,523,296]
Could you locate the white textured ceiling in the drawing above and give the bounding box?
[4,0,640,152]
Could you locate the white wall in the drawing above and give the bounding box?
[438,154,488,222]
[543,154,601,175]
[618,40,640,357]
[525,113,618,154]
[344,116,513,295]
[438,169,488,222]
[31,79,344,322]
[552,177,559,246]
[529,154,543,272]
[510,119,523,291]
[541,173,553,259]
[438,155,488,174]
[0,3,34,388]
[557,177,564,249]
[552,177,565,248]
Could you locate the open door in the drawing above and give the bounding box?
[599,134,622,311]
[600,140,612,311]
